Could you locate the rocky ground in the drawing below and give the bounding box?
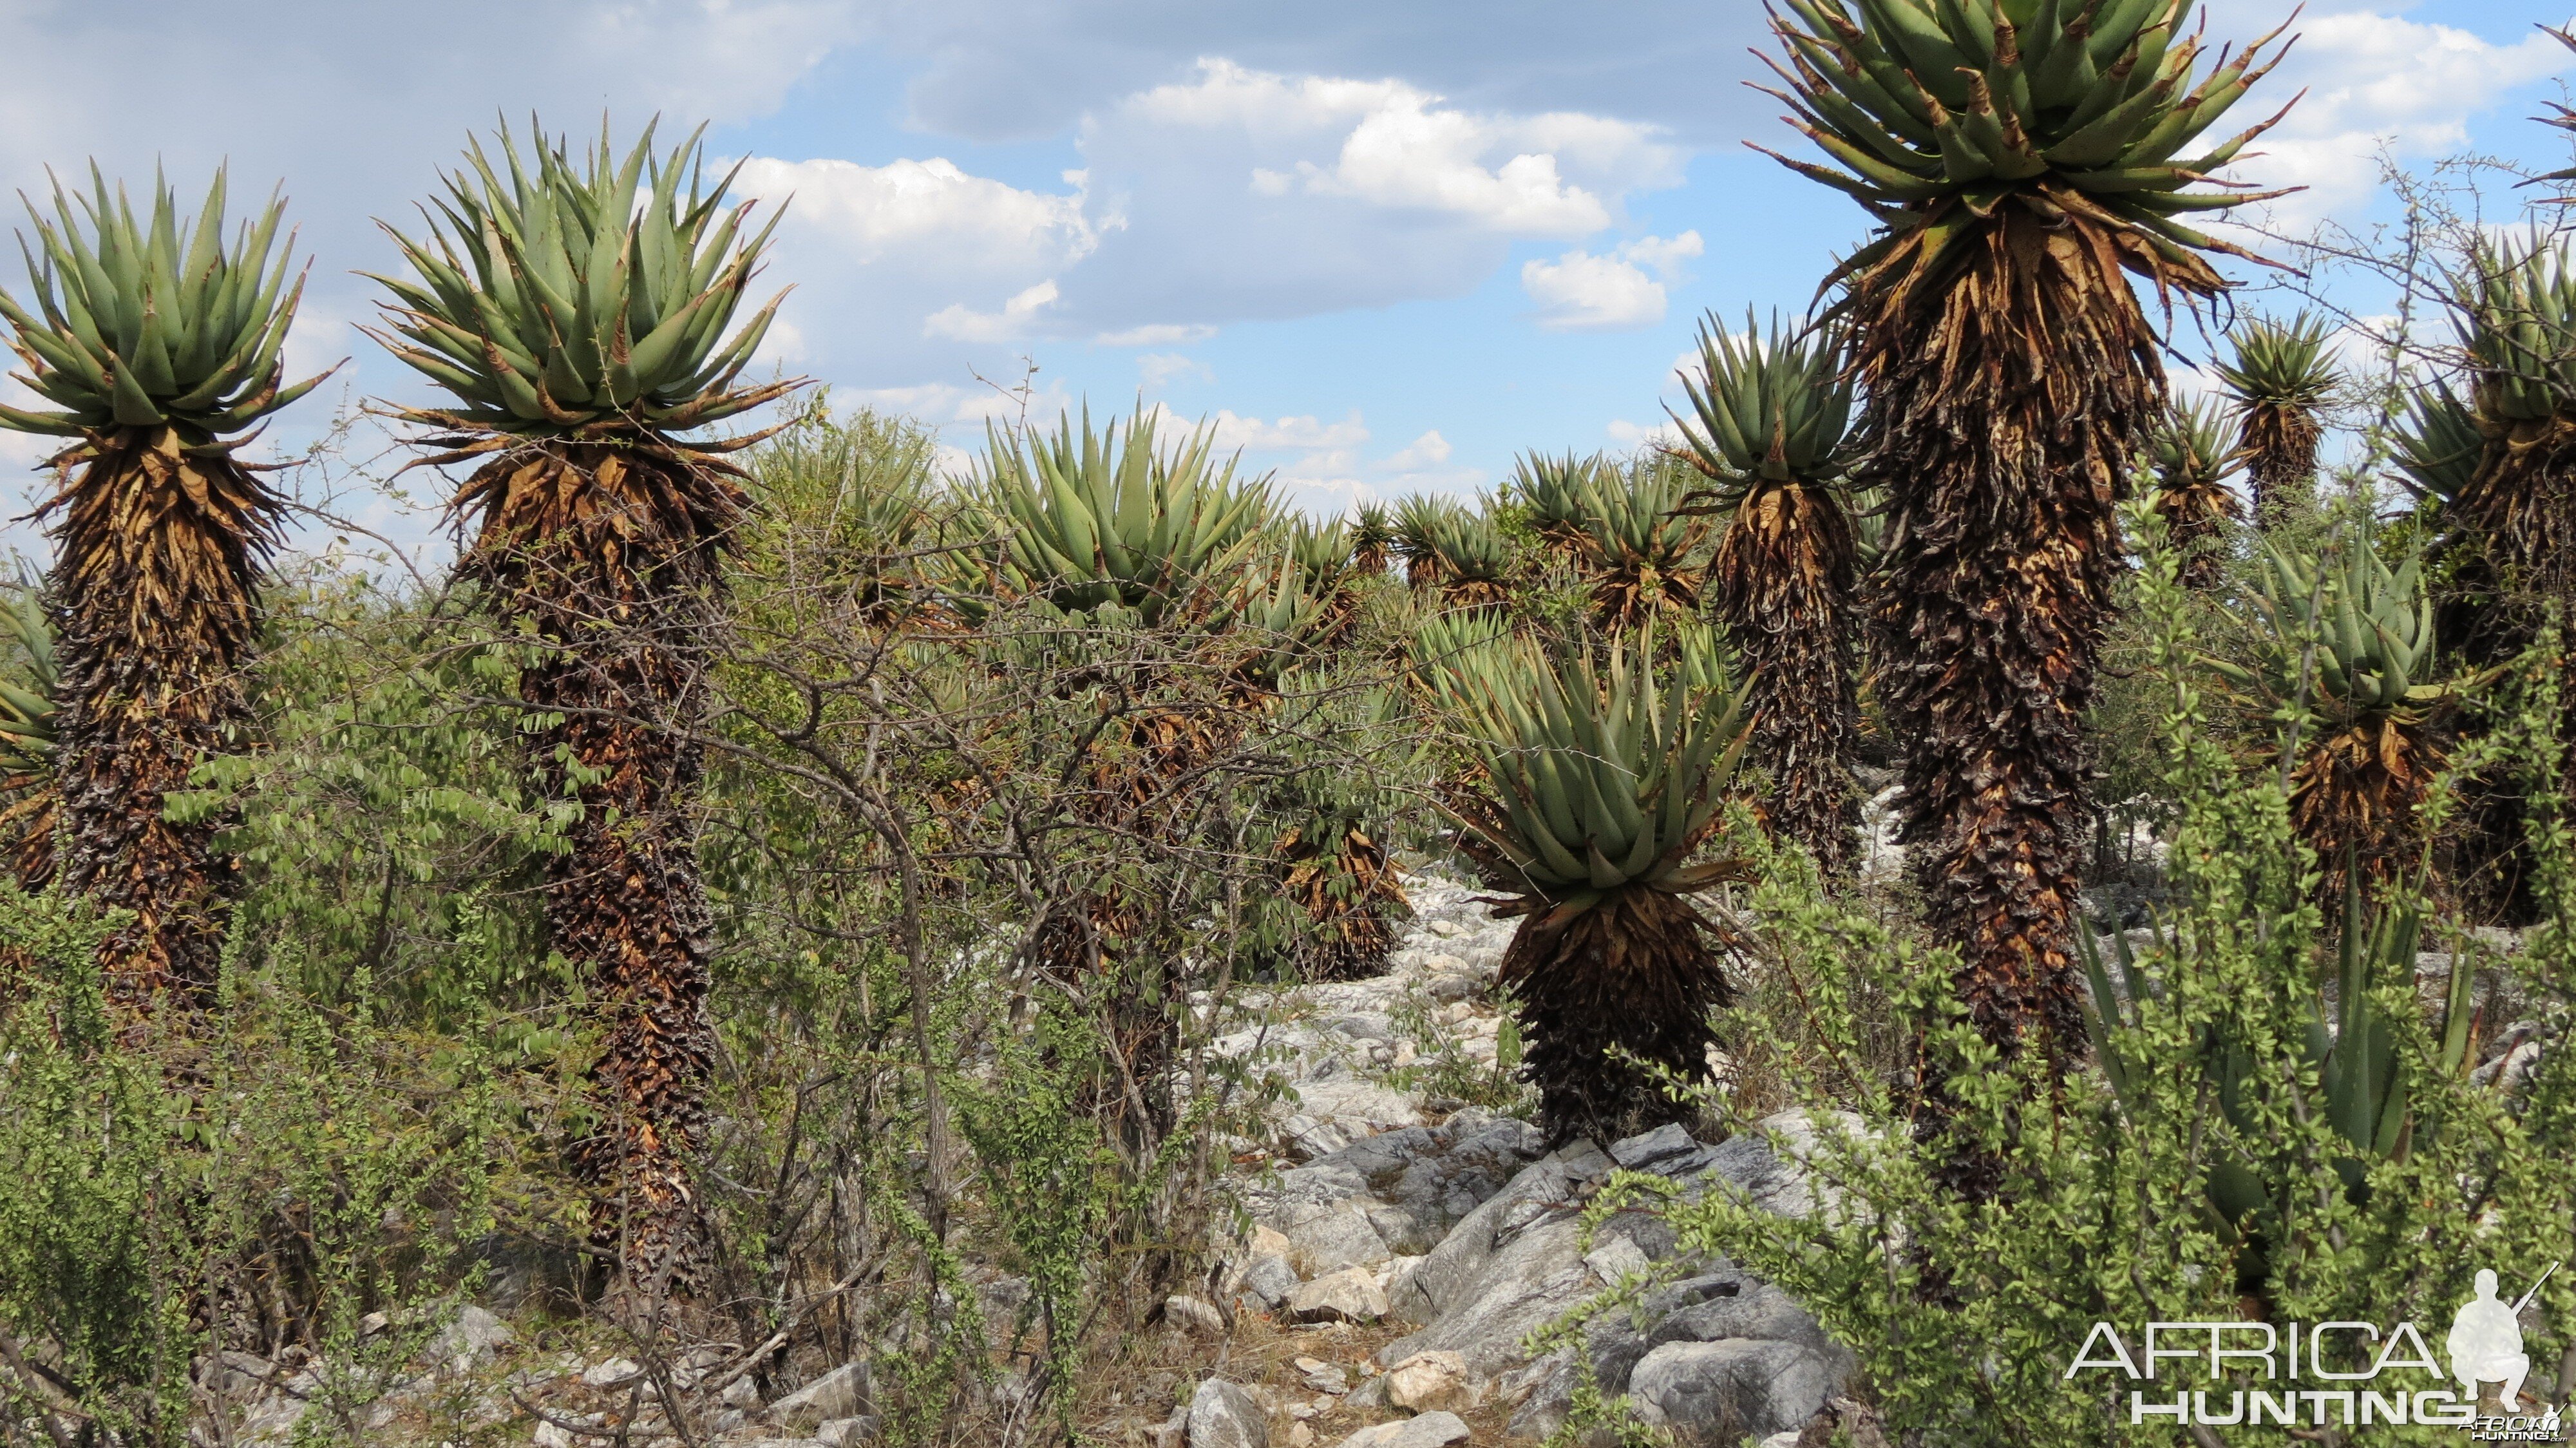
[199,873,1873,1448]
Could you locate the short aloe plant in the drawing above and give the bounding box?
[1423,506,1513,611]
[2206,532,2458,899]
[0,587,59,894]
[1509,451,1607,549]
[1439,628,1752,1143]
[2146,395,2244,587]
[1575,462,1706,630]
[1391,493,1466,591]
[1350,503,1395,577]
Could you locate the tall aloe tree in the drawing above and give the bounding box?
[2147,395,2245,589]
[2215,313,2340,526]
[369,119,796,1299]
[2428,238,2576,922]
[0,168,328,1009]
[1760,0,2290,1064]
[2447,236,2576,665]
[1669,310,1865,877]
[1437,625,1750,1143]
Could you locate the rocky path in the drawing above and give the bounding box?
[200,872,1864,1448]
[1158,872,1861,1447]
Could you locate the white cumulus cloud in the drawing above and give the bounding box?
[1097,323,1220,347]
[924,280,1064,342]
[1381,430,1454,470]
[736,157,1104,271]
[2224,12,2575,228]
[1521,231,1704,332]
[1137,352,1214,389]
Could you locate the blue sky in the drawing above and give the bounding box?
[0,0,2570,553]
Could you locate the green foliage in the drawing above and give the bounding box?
[368,117,788,433]
[1570,513,2576,1445]
[0,885,524,1447]
[0,166,328,438]
[198,567,575,1022]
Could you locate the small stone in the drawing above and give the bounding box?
[1382,1351,1480,1415]
[1425,974,1477,1004]
[1607,1123,1698,1171]
[1186,1377,1269,1448]
[818,1416,881,1446]
[1249,1224,1295,1259]
[1580,1234,1651,1283]
[1426,919,1464,937]
[1238,1254,1299,1312]
[534,1424,574,1448]
[721,1375,762,1409]
[1287,1424,1314,1448]
[1336,1411,1471,1447]
[581,1357,641,1387]
[1285,1267,1388,1324]
[1164,1294,1227,1338]
[357,1311,391,1337]
[441,1304,515,1369]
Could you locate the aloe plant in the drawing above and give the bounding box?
[2081,875,2477,1290]
[2146,395,2244,589]
[1438,627,1752,1141]
[1423,506,1512,611]
[1575,462,1706,629]
[978,410,1273,626]
[2391,381,2482,511]
[2206,532,2459,899]
[1508,451,1607,548]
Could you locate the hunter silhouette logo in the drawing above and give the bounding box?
[2064,1262,2565,1434]
[2450,1266,2548,1413]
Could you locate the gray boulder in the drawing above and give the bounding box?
[1627,1339,1839,1439]
[1235,1253,1298,1312]
[773,1362,873,1433]
[1337,1411,1470,1447]
[1187,1377,1269,1448]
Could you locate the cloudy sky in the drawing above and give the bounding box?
[0,0,2569,551]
